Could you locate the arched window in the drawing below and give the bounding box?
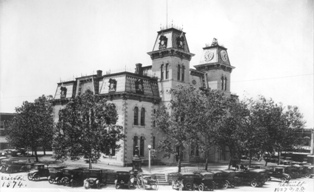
[140,107,145,126]
[140,136,145,157]
[133,136,138,156]
[224,77,227,91]
[177,65,181,80]
[181,65,185,81]
[165,64,169,79]
[134,107,139,125]
[221,76,224,90]
[160,64,164,80]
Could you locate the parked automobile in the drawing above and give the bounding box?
[83,169,113,189]
[235,169,266,187]
[171,172,195,190]
[5,161,32,173]
[222,169,241,188]
[193,172,215,191]
[28,164,50,181]
[267,166,290,182]
[114,171,135,189]
[48,165,67,184]
[211,170,229,189]
[137,173,159,190]
[61,167,87,187]
[0,159,21,173]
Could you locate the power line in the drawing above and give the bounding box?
[233,73,313,83]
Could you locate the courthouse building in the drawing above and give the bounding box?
[52,26,235,166]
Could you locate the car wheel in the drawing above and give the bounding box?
[48,176,53,184]
[84,181,90,189]
[185,182,193,190]
[251,180,258,187]
[152,184,158,190]
[222,182,228,189]
[33,174,40,181]
[198,184,204,191]
[137,180,142,188]
[62,177,69,186]
[115,184,120,189]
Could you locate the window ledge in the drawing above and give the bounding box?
[133,125,146,128]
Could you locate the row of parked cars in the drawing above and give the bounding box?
[168,162,314,191]
[1,158,313,191]
[25,164,159,190]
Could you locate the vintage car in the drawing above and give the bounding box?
[222,169,242,188]
[28,164,50,181]
[137,173,159,190]
[266,166,290,182]
[0,159,18,173]
[48,165,67,184]
[5,161,32,173]
[172,172,195,190]
[235,169,266,187]
[61,167,87,187]
[83,169,113,189]
[114,171,136,189]
[211,170,229,189]
[193,172,215,191]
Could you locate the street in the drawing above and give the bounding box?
[1,172,313,192]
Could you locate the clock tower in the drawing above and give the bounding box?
[147,26,195,103]
[195,38,235,93]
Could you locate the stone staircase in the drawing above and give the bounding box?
[155,174,169,185]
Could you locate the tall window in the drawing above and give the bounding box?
[165,64,169,79]
[152,136,156,149]
[140,107,145,126]
[195,144,199,156]
[134,107,139,125]
[153,109,156,127]
[140,136,145,157]
[221,76,225,90]
[181,65,185,81]
[177,65,181,80]
[224,77,227,91]
[133,136,138,156]
[160,64,164,80]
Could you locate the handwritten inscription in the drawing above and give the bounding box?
[1,175,27,188]
[274,181,306,192]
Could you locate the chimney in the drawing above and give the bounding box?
[97,70,102,77]
[135,63,143,76]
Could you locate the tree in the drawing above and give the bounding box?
[53,90,124,169]
[193,88,228,170]
[155,85,201,172]
[244,96,305,165]
[7,95,54,162]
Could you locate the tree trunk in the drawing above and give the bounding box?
[228,158,232,170]
[204,150,209,170]
[34,149,39,162]
[178,146,182,173]
[89,148,92,169]
[277,150,281,165]
[248,151,252,168]
[43,147,46,156]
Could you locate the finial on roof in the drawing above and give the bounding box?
[212,38,219,46]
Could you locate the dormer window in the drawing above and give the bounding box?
[159,35,167,49]
[135,79,144,94]
[109,78,117,92]
[60,86,67,99]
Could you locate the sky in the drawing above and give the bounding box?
[0,0,313,128]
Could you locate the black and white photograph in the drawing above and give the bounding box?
[0,0,313,191]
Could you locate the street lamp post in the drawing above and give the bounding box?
[148,144,151,173]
